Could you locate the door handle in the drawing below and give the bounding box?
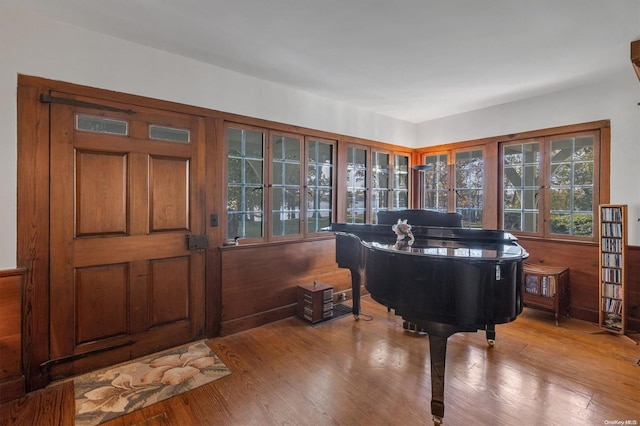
[186,234,209,250]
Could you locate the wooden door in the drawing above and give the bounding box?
[48,92,206,379]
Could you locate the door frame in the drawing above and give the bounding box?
[16,75,224,392]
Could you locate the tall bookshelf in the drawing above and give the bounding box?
[598,204,629,338]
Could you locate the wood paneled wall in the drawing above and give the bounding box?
[519,238,640,331]
[219,238,352,335]
[218,236,640,336]
[0,269,25,403]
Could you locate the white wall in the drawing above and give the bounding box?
[1,5,638,270]
[417,67,640,245]
[0,5,415,269]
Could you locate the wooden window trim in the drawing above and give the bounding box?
[417,120,610,242]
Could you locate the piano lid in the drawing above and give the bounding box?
[325,223,518,242]
[366,241,527,261]
[325,223,528,261]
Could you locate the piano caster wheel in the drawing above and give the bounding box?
[432,415,443,425]
[353,314,360,320]
[487,339,495,347]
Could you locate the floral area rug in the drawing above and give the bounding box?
[73,340,231,425]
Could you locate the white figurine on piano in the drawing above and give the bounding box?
[392,218,415,248]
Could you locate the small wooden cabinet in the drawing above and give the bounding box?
[523,264,570,326]
[297,281,333,323]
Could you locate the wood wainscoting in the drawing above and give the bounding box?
[219,238,352,335]
[0,269,26,403]
[217,236,640,337]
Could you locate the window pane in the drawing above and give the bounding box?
[307,140,334,233]
[228,128,242,155]
[504,189,521,210]
[346,146,367,224]
[551,164,571,186]
[228,157,242,184]
[502,142,539,233]
[76,114,128,135]
[423,154,448,212]
[149,125,190,143]
[504,212,522,231]
[549,135,594,237]
[372,151,390,223]
[272,134,302,238]
[272,188,300,237]
[574,162,594,185]
[245,160,263,184]
[246,132,263,157]
[455,149,483,228]
[551,188,571,211]
[574,187,593,211]
[226,127,265,239]
[392,154,409,211]
[395,191,408,209]
[227,187,241,212]
[285,164,300,185]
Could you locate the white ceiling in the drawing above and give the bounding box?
[4,0,639,122]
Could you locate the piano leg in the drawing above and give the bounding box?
[415,322,468,426]
[350,270,361,319]
[485,324,496,346]
[428,334,447,425]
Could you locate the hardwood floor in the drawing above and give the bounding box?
[2,297,639,425]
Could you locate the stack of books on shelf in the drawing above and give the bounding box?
[598,205,627,335]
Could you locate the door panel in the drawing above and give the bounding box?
[149,256,190,326]
[75,150,128,236]
[149,156,190,231]
[49,92,205,379]
[74,264,129,344]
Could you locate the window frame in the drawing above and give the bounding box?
[224,122,338,244]
[500,130,601,241]
[420,151,451,213]
[344,144,370,224]
[453,147,485,228]
[344,144,412,225]
[419,145,488,228]
[304,136,337,237]
[392,152,411,212]
[416,120,609,242]
[268,130,304,242]
[225,122,267,244]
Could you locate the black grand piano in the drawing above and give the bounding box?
[325,212,528,425]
